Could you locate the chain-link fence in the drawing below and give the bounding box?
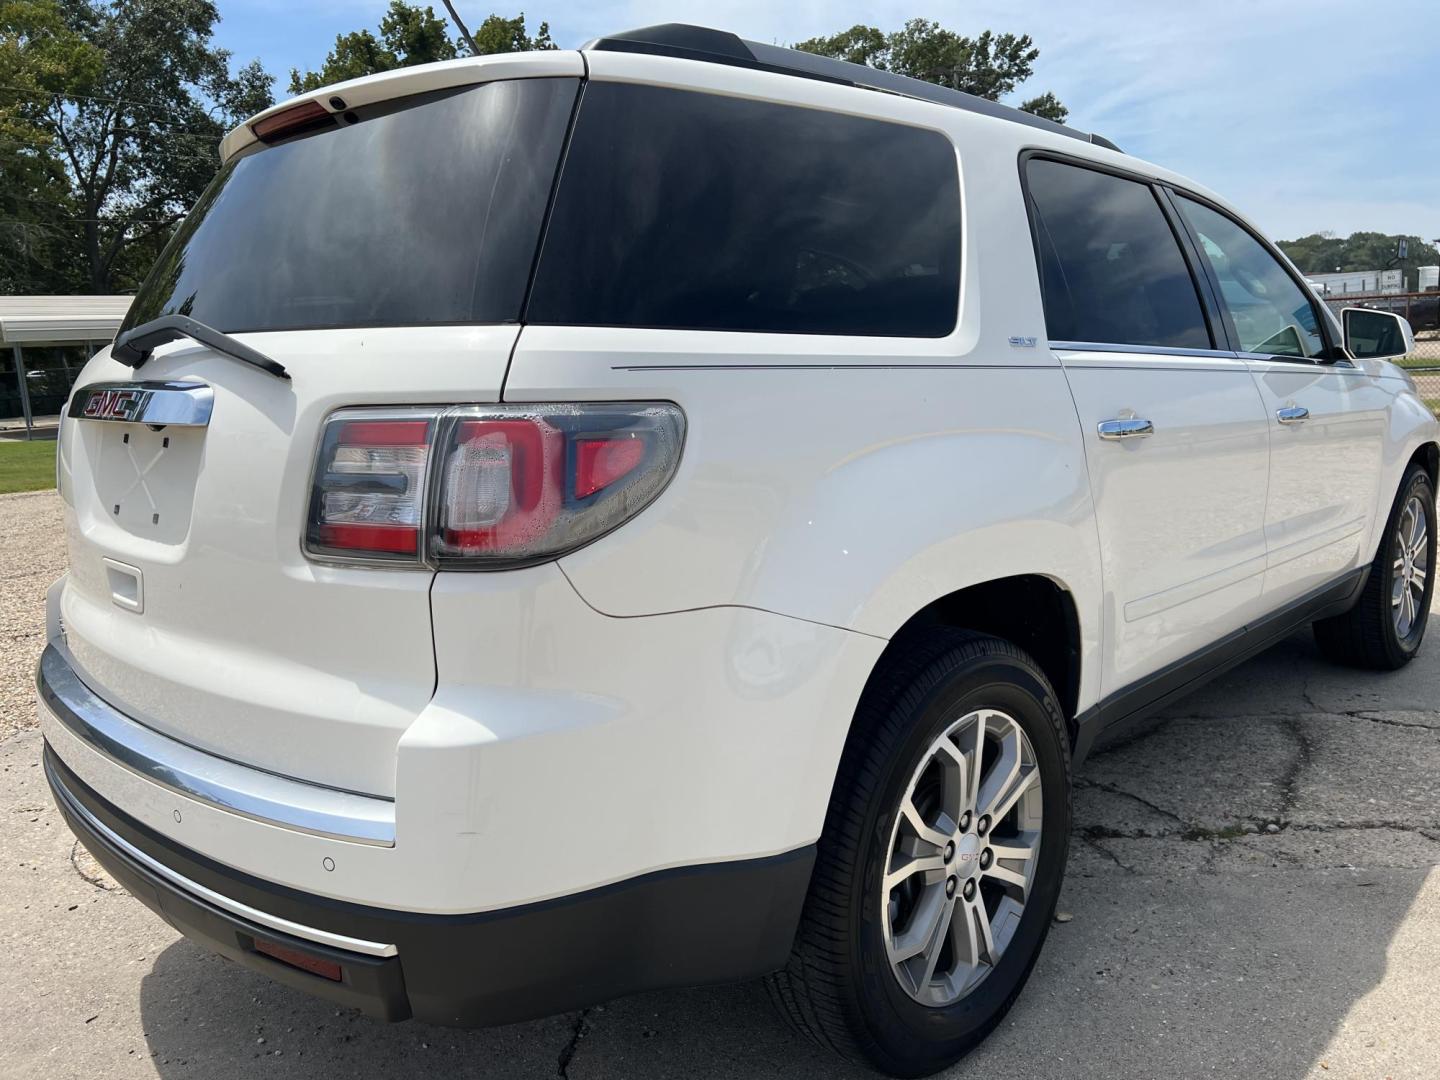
[1319,291,1440,413]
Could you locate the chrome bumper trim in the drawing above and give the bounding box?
[46,753,398,958]
[37,645,396,847]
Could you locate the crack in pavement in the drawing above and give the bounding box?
[1076,830,1137,873]
[1278,715,1313,819]
[1288,820,1440,836]
[1302,674,1440,730]
[556,1007,594,1078]
[1075,778,1187,825]
[1352,712,1440,731]
[69,840,117,892]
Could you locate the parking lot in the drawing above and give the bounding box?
[2,487,1437,1080]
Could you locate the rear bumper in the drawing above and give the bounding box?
[46,746,814,1025]
[43,565,882,913]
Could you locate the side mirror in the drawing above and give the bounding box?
[1343,306,1415,360]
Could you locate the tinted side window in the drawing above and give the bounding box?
[1175,196,1326,359]
[528,84,961,337]
[1026,159,1211,350]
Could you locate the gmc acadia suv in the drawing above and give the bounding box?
[37,24,1437,1077]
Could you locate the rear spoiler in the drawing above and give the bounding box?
[220,51,583,162]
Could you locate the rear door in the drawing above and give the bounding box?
[56,71,579,798]
[1169,194,1387,603]
[1025,156,1273,697]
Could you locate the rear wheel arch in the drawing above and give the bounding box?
[1410,441,1438,487]
[864,575,1082,740]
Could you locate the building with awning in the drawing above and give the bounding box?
[1,295,132,435]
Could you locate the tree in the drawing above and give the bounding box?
[288,4,553,95]
[469,11,554,54]
[796,18,1067,122]
[1278,233,1440,284]
[0,1,97,292]
[0,0,273,294]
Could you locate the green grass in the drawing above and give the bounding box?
[0,439,57,494]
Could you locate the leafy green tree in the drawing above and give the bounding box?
[1278,233,1440,284]
[796,18,1067,122]
[1,1,97,291]
[469,11,554,54]
[288,5,553,95]
[1,0,273,293]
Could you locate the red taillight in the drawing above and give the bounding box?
[308,415,431,560]
[251,99,335,143]
[305,405,684,569]
[575,437,646,499]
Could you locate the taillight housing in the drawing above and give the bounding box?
[305,403,684,569]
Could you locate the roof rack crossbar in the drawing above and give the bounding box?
[582,24,1121,153]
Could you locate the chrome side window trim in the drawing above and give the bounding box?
[67,381,214,427]
[38,646,396,847]
[46,755,398,958]
[1049,340,1240,360]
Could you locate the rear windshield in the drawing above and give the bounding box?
[527,83,961,337]
[121,77,578,335]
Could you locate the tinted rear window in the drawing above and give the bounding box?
[1025,158,1211,350]
[121,77,579,334]
[527,83,961,337]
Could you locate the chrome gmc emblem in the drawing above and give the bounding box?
[68,380,214,428]
[81,387,150,422]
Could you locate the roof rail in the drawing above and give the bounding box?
[582,24,1120,153]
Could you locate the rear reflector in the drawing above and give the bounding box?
[251,99,335,143]
[305,404,685,569]
[253,938,343,981]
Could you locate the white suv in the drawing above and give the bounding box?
[38,24,1437,1076]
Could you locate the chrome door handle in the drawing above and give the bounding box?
[1276,406,1310,425]
[1097,418,1154,441]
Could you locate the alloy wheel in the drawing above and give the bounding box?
[1393,493,1430,641]
[881,708,1043,1007]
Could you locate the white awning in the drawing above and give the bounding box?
[0,296,133,346]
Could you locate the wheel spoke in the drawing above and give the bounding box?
[930,735,971,826]
[918,897,958,989]
[900,795,950,851]
[957,712,987,815]
[884,851,946,893]
[891,884,947,963]
[952,898,996,970]
[982,765,1039,825]
[984,836,1040,901]
[976,726,1019,815]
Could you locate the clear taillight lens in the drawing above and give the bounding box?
[306,414,433,560]
[305,403,684,568]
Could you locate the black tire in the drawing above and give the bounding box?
[1314,464,1436,670]
[766,629,1071,1077]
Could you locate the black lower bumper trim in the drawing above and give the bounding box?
[45,746,815,1026]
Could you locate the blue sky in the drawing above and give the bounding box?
[211,0,1440,243]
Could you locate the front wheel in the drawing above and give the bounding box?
[1314,464,1436,670]
[767,630,1071,1077]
